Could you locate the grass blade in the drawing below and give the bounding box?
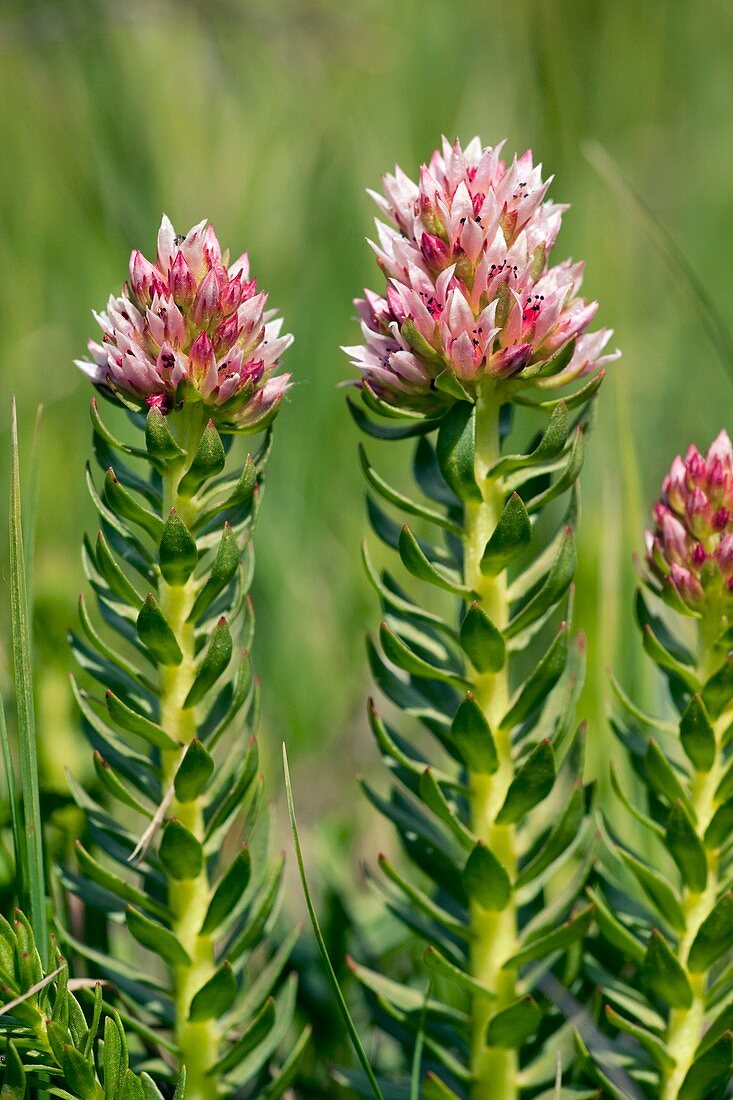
[0,690,24,891]
[9,397,47,963]
[282,744,384,1100]
[584,141,733,380]
[23,404,44,610]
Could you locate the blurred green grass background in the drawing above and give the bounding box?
[1,0,732,823]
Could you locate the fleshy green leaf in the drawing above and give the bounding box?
[705,799,733,849]
[183,617,233,708]
[642,930,692,1009]
[515,782,584,887]
[688,892,733,972]
[714,755,733,802]
[105,690,177,750]
[645,739,694,817]
[159,819,204,881]
[361,380,438,422]
[104,467,164,541]
[666,801,707,893]
[435,401,482,502]
[495,740,556,825]
[449,694,498,775]
[60,1043,98,1099]
[379,621,468,687]
[505,527,576,639]
[524,426,585,514]
[125,907,191,968]
[174,740,214,802]
[503,904,593,969]
[618,850,686,931]
[423,1074,461,1100]
[679,694,715,772]
[159,509,198,585]
[187,523,241,622]
[701,653,733,719]
[95,529,144,606]
[398,525,473,597]
[604,1005,674,1072]
[422,946,494,999]
[136,594,183,665]
[500,623,568,730]
[490,403,570,477]
[486,995,541,1048]
[641,624,700,693]
[145,405,185,462]
[188,960,237,1022]
[434,368,472,402]
[178,419,226,498]
[103,1013,126,1096]
[210,997,276,1076]
[200,847,252,935]
[75,841,168,920]
[586,886,644,966]
[348,394,437,440]
[459,602,505,673]
[462,841,511,911]
[359,443,459,533]
[418,770,474,850]
[480,492,532,575]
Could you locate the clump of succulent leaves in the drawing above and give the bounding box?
[343,138,616,1099]
[0,908,184,1098]
[60,219,309,1099]
[587,432,733,1100]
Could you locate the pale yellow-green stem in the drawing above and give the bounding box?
[465,380,517,1100]
[157,405,218,1100]
[660,627,729,1100]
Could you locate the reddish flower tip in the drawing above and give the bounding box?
[77,217,293,432]
[648,431,733,619]
[347,137,618,413]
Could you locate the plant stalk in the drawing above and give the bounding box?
[465,381,517,1100]
[158,405,218,1100]
[660,629,728,1100]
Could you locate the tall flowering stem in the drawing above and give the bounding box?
[589,433,733,1099]
[65,219,309,1098]
[346,138,617,1097]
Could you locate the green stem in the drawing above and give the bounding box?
[158,405,218,1100]
[661,631,727,1100]
[465,381,517,1100]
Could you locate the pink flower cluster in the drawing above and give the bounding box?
[77,217,293,431]
[345,137,619,412]
[646,431,733,614]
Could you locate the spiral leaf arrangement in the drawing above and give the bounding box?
[343,133,618,1100]
[0,909,183,1099]
[61,219,308,1099]
[350,376,601,1098]
[589,433,733,1100]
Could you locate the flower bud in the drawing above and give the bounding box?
[346,137,618,412]
[420,232,450,268]
[647,431,733,621]
[169,252,196,308]
[76,217,292,432]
